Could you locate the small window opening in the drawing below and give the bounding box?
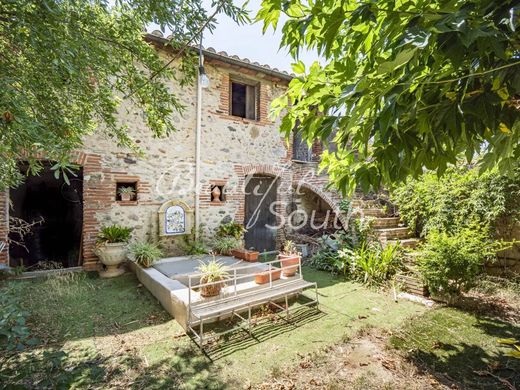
[116,182,137,202]
[231,81,258,120]
[211,184,225,203]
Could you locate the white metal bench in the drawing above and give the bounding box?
[186,258,319,348]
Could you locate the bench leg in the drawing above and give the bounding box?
[199,320,204,346]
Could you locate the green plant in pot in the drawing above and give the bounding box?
[95,225,131,278]
[118,186,136,201]
[279,240,301,277]
[197,258,230,297]
[129,242,163,268]
[212,236,242,256]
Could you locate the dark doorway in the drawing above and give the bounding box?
[9,161,83,270]
[244,175,278,252]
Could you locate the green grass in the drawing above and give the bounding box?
[0,268,426,388]
[390,307,520,389]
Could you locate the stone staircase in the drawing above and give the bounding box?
[351,198,428,296]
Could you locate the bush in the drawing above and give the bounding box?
[350,242,402,286]
[418,226,505,298]
[129,242,163,268]
[182,225,208,255]
[0,286,37,351]
[216,221,246,240]
[391,166,520,238]
[97,225,132,244]
[212,236,241,255]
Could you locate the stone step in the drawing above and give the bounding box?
[395,273,429,296]
[375,227,411,240]
[402,251,422,265]
[353,208,387,218]
[385,238,421,249]
[351,199,382,208]
[371,217,401,229]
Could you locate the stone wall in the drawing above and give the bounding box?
[0,46,346,269]
[78,51,292,267]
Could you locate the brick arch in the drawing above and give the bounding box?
[291,181,348,230]
[233,164,292,249]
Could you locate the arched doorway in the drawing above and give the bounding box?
[244,175,279,252]
[9,161,83,269]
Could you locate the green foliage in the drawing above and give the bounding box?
[212,236,241,255]
[0,0,247,188]
[306,233,352,273]
[129,242,163,268]
[197,259,230,283]
[96,225,131,244]
[216,221,246,240]
[281,240,299,255]
[352,217,376,247]
[307,232,402,286]
[258,0,520,193]
[392,166,520,237]
[117,186,136,196]
[0,286,37,351]
[182,225,208,255]
[350,242,402,286]
[418,227,506,297]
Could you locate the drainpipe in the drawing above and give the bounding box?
[195,34,210,239]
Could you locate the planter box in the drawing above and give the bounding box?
[255,268,281,284]
[231,249,259,262]
[279,254,300,277]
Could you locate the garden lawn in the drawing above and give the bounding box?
[390,306,520,389]
[0,268,426,389]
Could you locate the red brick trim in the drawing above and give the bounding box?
[0,152,149,271]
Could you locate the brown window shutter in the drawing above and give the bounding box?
[245,84,256,120]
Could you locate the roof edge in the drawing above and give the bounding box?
[145,33,294,82]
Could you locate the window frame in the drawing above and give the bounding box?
[229,77,260,121]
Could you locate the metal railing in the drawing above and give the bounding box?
[187,257,303,314]
[184,255,319,349]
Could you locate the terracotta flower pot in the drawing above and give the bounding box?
[279,254,300,277]
[200,277,225,297]
[231,249,259,262]
[121,193,132,202]
[255,268,281,284]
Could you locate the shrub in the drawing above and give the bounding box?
[0,286,37,351]
[182,225,208,255]
[306,233,353,273]
[351,242,402,286]
[418,226,506,299]
[391,166,520,238]
[216,221,246,240]
[129,242,163,268]
[212,236,241,255]
[97,225,131,244]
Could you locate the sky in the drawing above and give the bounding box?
[201,0,319,72]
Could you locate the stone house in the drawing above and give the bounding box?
[0,32,345,271]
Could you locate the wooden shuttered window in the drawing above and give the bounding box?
[230,79,259,120]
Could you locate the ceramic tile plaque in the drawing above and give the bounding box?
[158,200,192,236]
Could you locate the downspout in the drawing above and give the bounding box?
[194,35,204,239]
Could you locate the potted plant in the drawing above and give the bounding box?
[95,225,132,277]
[129,242,163,268]
[231,248,260,262]
[255,267,282,284]
[118,186,136,201]
[197,259,230,297]
[212,236,241,256]
[279,240,301,277]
